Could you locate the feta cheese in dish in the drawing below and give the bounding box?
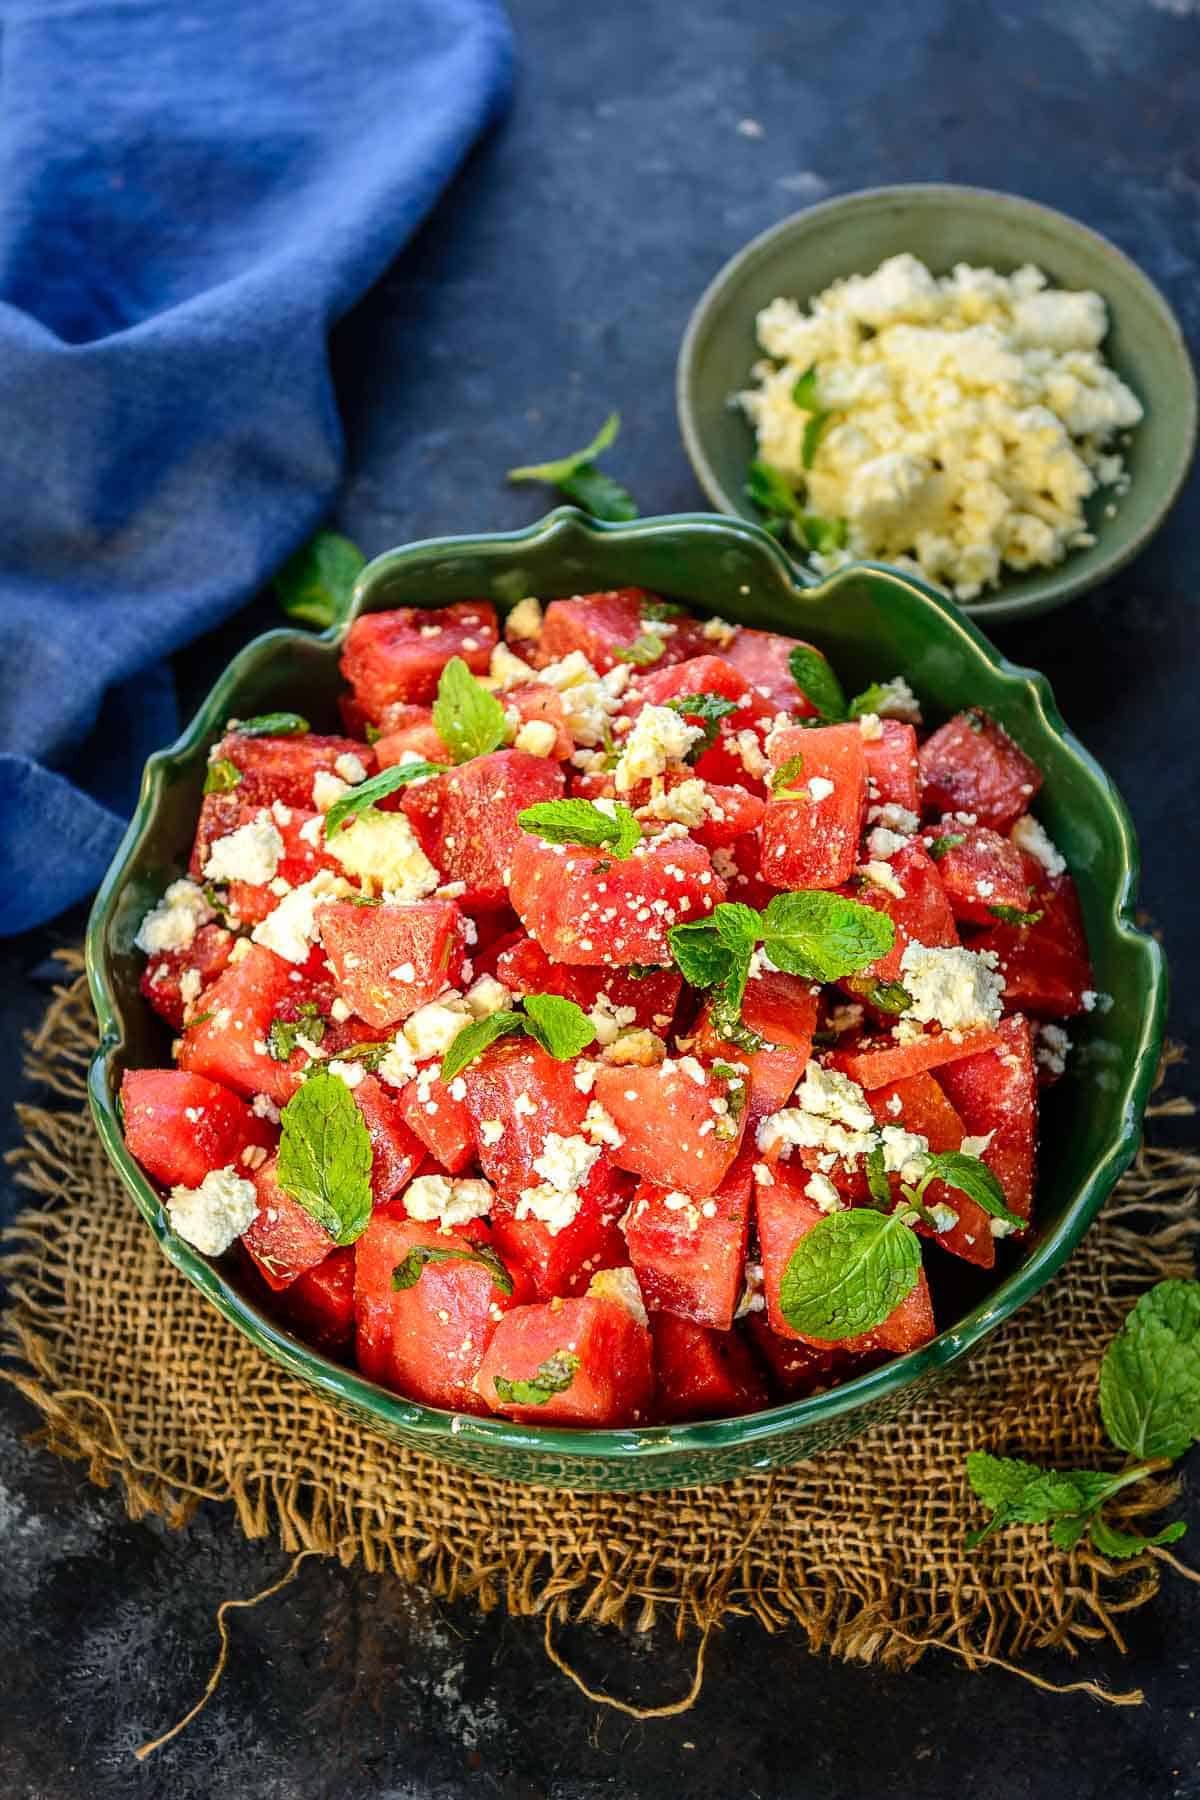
[168,1166,259,1256]
[204,811,284,886]
[135,878,213,955]
[898,942,1005,1032]
[741,254,1142,600]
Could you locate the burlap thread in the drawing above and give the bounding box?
[4,957,1199,1714]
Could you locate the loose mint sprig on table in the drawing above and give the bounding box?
[507,412,639,522]
[273,528,365,628]
[966,1278,1200,1558]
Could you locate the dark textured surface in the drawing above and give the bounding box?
[3,0,1200,1793]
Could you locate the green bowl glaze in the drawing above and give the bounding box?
[86,508,1166,1491]
[677,183,1198,626]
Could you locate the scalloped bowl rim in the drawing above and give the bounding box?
[676,182,1198,624]
[85,507,1167,1467]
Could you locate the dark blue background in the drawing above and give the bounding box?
[3,1,1198,1793]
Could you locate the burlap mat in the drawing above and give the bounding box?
[4,956,1199,1710]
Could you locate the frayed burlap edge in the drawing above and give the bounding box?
[3,953,1199,1714]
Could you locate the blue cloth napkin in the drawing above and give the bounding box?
[0,0,513,935]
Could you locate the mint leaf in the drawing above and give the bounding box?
[640,600,689,621]
[787,645,847,722]
[847,682,893,720]
[791,366,832,470]
[802,413,832,469]
[276,1069,373,1245]
[865,1140,891,1208]
[779,1207,922,1341]
[432,657,507,765]
[439,1011,526,1085]
[508,413,637,522]
[493,1350,580,1407]
[391,1242,513,1297]
[760,890,895,983]
[232,712,310,738]
[613,631,666,666]
[1099,1279,1200,1462]
[328,1038,394,1072]
[203,758,242,795]
[791,366,822,412]
[665,691,739,758]
[798,514,848,555]
[963,1452,1117,1545]
[1089,1516,1188,1560]
[667,917,733,989]
[920,1151,1026,1232]
[926,832,966,861]
[856,977,911,1015]
[770,753,806,796]
[273,529,364,629]
[517,797,641,860]
[743,460,846,557]
[988,904,1045,927]
[266,1002,326,1063]
[523,993,595,1061]
[324,760,443,836]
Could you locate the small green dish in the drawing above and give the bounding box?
[86,508,1165,1491]
[677,183,1197,625]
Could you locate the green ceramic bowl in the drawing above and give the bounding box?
[87,508,1165,1491]
[677,183,1198,626]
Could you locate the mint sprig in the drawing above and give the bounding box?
[439,992,595,1083]
[324,760,443,836]
[276,1068,373,1245]
[668,892,894,1042]
[432,657,507,765]
[266,1002,326,1063]
[517,797,642,860]
[783,646,914,728]
[987,903,1045,927]
[273,529,365,629]
[494,1350,580,1407]
[791,364,833,469]
[507,413,638,523]
[780,1207,922,1341]
[926,832,966,861]
[745,460,848,557]
[203,758,242,795]
[613,632,666,666]
[665,691,739,757]
[967,1278,1200,1556]
[231,711,310,738]
[391,1241,513,1297]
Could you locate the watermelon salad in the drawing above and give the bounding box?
[121,586,1098,1428]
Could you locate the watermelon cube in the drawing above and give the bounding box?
[918,710,1042,832]
[402,749,565,909]
[490,1156,632,1299]
[321,899,464,1029]
[395,1067,477,1174]
[140,922,234,1031]
[241,1152,337,1289]
[121,1068,276,1192]
[930,824,1034,926]
[177,943,311,1103]
[760,723,868,890]
[351,1072,426,1203]
[476,1294,655,1425]
[340,602,498,718]
[510,833,722,967]
[865,1073,995,1268]
[624,1167,752,1330]
[723,628,821,716]
[269,1246,355,1351]
[840,841,958,986]
[651,1314,768,1421]
[969,870,1094,1018]
[536,590,707,674]
[211,730,376,812]
[935,1014,1037,1219]
[864,720,920,812]
[593,1059,748,1196]
[461,1037,588,1201]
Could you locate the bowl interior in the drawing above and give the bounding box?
[678,184,1197,625]
[87,510,1166,1486]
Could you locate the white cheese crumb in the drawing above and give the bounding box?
[516,1133,601,1234]
[480,1118,505,1146]
[1010,814,1067,877]
[203,811,284,887]
[402,996,473,1060]
[804,1171,842,1213]
[505,596,543,641]
[857,711,884,741]
[334,752,369,786]
[613,705,704,793]
[898,942,1004,1032]
[583,1099,624,1148]
[588,1265,648,1325]
[167,1166,258,1256]
[513,718,558,758]
[807,775,835,803]
[312,770,349,813]
[326,1057,366,1089]
[326,809,439,900]
[403,1173,494,1232]
[135,878,213,955]
[251,869,351,964]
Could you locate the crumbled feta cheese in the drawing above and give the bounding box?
[376,1038,419,1089]
[601,1029,665,1067]
[588,1265,648,1325]
[312,770,349,813]
[489,641,537,690]
[613,705,703,792]
[464,974,511,1020]
[1010,813,1067,877]
[1035,1021,1072,1077]
[135,878,213,955]
[960,1132,994,1158]
[700,615,737,647]
[898,942,1004,1032]
[807,775,835,803]
[167,1166,258,1256]
[505,596,543,641]
[866,826,911,860]
[636,777,710,830]
[326,1057,366,1089]
[878,1124,930,1184]
[514,718,558,758]
[203,812,284,887]
[869,803,920,835]
[251,869,351,963]
[741,257,1141,601]
[758,1061,877,1167]
[587,993,638,1047]
[390,961,417,985]
[804,1171,842,1213]
[402,996,473,1061]
[583,1099,624,1148]
[517,1133,601,1235]
[326,809,439,899]
[403,1173,494,1231]
[480,1118,505,1146]
[334,752,369,786]
[857,711,884,741]
[859,859,907,900]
